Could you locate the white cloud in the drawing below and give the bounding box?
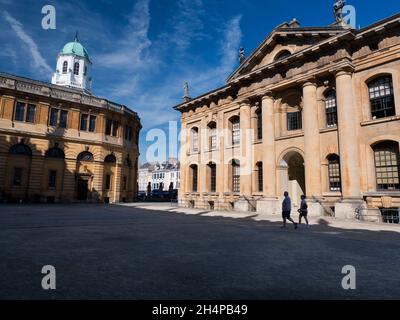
[3,11,52,75]
[135,15,243,130]
[96,0,152,69]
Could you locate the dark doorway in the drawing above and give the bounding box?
[77,178,89,201]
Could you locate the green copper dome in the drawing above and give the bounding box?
[60,36,91,62]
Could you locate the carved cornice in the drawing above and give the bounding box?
[0,73,140,123]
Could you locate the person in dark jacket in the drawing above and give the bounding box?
[281,191,298,229]
[298,195,309,228]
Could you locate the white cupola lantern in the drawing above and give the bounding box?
[51,33,92,93]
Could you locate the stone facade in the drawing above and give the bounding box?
[0,72,141,203]
[174,14,400,220]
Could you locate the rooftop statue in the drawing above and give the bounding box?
[333,0,346,22]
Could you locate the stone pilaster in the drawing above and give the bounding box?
[302,81,322,200]
[335,68,364,218]
[239,100,252,197]
[257,93,279,214]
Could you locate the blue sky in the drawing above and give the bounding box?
[0,0,398,163]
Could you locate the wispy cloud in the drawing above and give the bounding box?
[134,14,243,129]
[168,0,206,51]
[95,0,152,69]
[3,11,52,75]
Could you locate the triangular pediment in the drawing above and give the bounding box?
[228,20,348,82]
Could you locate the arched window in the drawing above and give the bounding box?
[74,62,80,75]
[45,147,65,159]
[230,116,240,146]
[62,61,68,73]
[208,122,217,151]
[256,162,263,192]
[191,127,199,153]
[373,141,400,190]
[368,76,395,119]
[231,159,240,193]
[104,154,116,164]
[325,90,337,127]
[208,162,217,192]
[327,154,341,192]
[190,164,198,192]
[256,109,262,140]
[274,50,291,61]
[9,143,32,156]
[77,151,94,162]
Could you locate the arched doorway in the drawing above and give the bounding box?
[279,151,306,207]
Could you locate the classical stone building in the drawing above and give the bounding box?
[0,37,141,203]
[174,12,400,221]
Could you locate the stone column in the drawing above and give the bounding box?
[257,93,279,214]
[301,81,324,216]
[179,122,187,207]
[239,100,252,196]
[335,68,363,218]
[302,81,322,200]
[234,100,254,212]
[199,118,207,208]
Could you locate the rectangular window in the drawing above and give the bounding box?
[105,174,111,190]
[325,95,337,127]
[48,170,57,188]
[375,149,400,190]
[328,160,342,192]
[369,77,396,119]
[89,115,96,132]
[25,104,36,123]
[13,167,23,186]
[257,164,263,192]
[232,121,240,146]
[14,102,25,122]
[112,121,119,137]
[105,119,112,135]
[257,111,263,140]
[210,165,216,193]
[287,111,302,131]
[232,164,240,193]
[192,167,198,192]
[210,128,217,150]
[49,108,59,126]
[60,110,68,128]
[381,209,400,224]
[80,114,88,131]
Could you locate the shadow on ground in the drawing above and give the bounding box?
[0,203,399,300]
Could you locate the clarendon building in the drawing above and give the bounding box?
[174,13,400,221]
[0,36,141,203]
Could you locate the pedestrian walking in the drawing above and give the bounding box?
[281,191,298,229]
[298,195,310,228]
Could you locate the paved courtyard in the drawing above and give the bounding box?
[0,203,400,300]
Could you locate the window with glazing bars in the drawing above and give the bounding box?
[210,127,217,150]
[328,155,342,191]
[287,111,302,131]
[369,76,395,119]
[232,119,240,145]
[232,161,240,193]
[192,129,199,152]
[210,164,216,192]
[325,91,337,127]
[374,143,400,190]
